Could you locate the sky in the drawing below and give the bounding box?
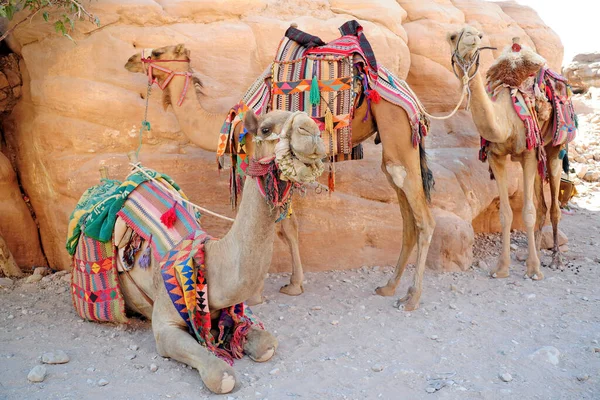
[512,0,598,65]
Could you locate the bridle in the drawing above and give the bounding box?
[450,30,496,110]
[140,48,193,107]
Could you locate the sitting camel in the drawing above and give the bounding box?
[447,26,576,279]
[73,110,325,394]
[125,41,435,311]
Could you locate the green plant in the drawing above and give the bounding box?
[0,0,99,42]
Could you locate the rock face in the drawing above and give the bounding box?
[2,0,563,273]
[563,53,600,93]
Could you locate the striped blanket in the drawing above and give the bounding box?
[217,20,429,202]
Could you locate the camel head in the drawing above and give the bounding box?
[244,110,326,184]
[447,25,483,63]
[124,43,191,82]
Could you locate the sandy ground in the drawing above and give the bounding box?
[2,93,600,400]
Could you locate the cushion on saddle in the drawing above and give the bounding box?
[217,20,429,204]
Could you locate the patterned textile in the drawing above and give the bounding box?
[66,178,121,256]
[483,66,577,177]
[117,178,262,365]
[117,180,200,259]
[71,231,127,323]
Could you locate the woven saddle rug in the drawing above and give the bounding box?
[117,178,263,366]
[482,44,577,177]
[217,20,429,204]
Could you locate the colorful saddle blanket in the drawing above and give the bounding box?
[217,20,429,204]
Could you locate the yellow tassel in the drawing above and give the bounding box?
[325,107,334,135]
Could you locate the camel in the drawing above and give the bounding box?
[98,110,325,394]
[447,26,573,279]
[125,40,435,311]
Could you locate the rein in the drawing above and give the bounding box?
[141,51,192,107]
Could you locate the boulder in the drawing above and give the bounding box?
[2,0,564,273]
[563,53,600,93]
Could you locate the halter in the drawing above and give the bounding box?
[246,156,295,222]
[141,48,192,107]
[450,31,496,110]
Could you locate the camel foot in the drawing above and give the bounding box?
[491,267,510,279]
[244,327,278,363]
[199,361,237,394]
[375,285,396,297]
[524,270,544,281]
[246,293,266,306]
[279,283,303,296]
[394,287,420,311]
[549,251,564,271]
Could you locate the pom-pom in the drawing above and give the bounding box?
[367,89,381,104]
[160,203,177,228]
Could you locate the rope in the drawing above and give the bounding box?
[129,162,235,222]
[135,82,152,159]
[402,74,469,121]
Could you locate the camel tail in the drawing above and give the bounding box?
[419,142,434,203]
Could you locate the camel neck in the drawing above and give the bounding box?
[166,74,225,152]
[468,72,508,143]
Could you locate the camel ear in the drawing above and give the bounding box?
[175,43,186,55]
[244,110,259,135]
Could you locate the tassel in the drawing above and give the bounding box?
[309,75,320,106]
[160,203,178,228]
[367,89,381,104]
[328,160,335,193]
[324,107,334,135]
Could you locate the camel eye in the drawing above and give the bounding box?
[261,127,269,134]
[478,34,483,39]
[450,34,457,41]
[152,50,164,57]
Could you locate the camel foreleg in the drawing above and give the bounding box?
[277,212,304,296]
[521,151,544,280]
[546,145,564,270]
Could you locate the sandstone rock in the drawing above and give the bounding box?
[42,350,70,364]
[583,171,600,182]
[528,346,561,366]
[33,267,52,276]
[27,365,46,382]
[563,53,600,93]
[576,165,589,178]
[540,226,568,250]
[0,277,14,287]
[3,0,564,274]
[26,274,43,283]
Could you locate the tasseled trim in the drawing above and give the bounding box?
[328,160,335,193]
[123,232,143,270]
[309,75,320,106]
[367,89,381,104]
[160,203,178,228]
[228,320,251,360]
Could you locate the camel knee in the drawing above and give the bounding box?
[385,164,408,189]
[522,203,536,228]
[499,205,513,228]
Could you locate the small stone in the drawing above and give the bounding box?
[581,296,589,301]
[55,287,67,294]
[593,348,600,353]
[577,374,589,382]
[0,277,14,287]
[269,368,280,375]
[430,335,438,340]
[331,320,339,325]
[477,260,488,270]
[371,365,384,372]
[425,387,436,393]
[499,373,513,382]
[129,344,139,351]
[27,365,47,382]
[7,314,14,319]
[449,304,457,310]
[55,270,69,277]
[529,346,561,366]
[516,252,527,262]
[26,274,43,283]
[525,293,536,300]
[510,244,518,251]
[583,171,600,182]
[133,364,144,369]
[576,165,589,179]
[86,367,95,373]
[33,267,51,276]
[98,378,109,386]
[126,354,136,360]
[61,273,72,282]
[150,363,158,372]
[42,350,70,364]
[310,306,322,311]
[41,275,53,283]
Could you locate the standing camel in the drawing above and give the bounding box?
[72,110,326,394]
[447,26,576,279]
[125,39,435,311]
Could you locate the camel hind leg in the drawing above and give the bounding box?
[488,154,513,278]
[546,145,565,269]
[520,151,543,280]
